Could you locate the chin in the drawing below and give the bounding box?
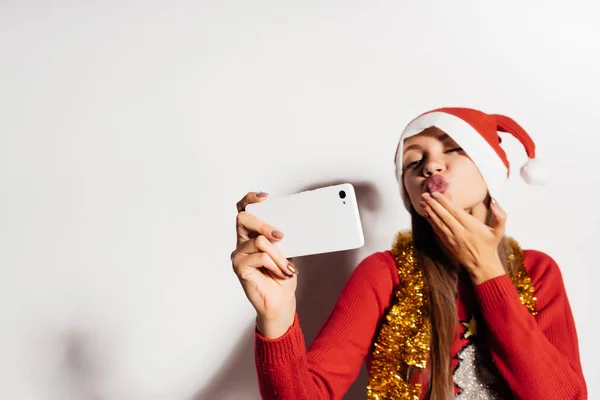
[442,191,464,208]
[443,190,481,210]
[442,191,453,201]
[465,200,488,212]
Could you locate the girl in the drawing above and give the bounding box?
[230,107,587,399]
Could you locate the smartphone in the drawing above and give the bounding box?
[245,183,365,258]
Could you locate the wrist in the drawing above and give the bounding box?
[469,256,506,286]
[256,299,296,339]
[256,312,295,339]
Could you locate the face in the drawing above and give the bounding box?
[402,127,489,218]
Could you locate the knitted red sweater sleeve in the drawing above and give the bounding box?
[254,251,397,400]
[474,249,588,400]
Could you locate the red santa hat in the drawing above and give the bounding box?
[394,107,547,210]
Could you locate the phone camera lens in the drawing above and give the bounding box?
[339,190,346,199]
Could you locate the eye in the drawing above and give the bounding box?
[405,159,421,169]
[446,147,463,153]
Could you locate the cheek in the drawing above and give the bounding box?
[468,167,488,194]
[403,176,427,213]
[451,162,488,203]
[403,176,421,199]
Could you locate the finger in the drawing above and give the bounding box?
[490,198,507,236]
[236,211,284,246]
[237,235,297,277]
[264,266,297,283]
[232,251,293,280]
[236,191,269,213]
[429,191,475,227]
[422,202,453,239]
[422,192,464,236]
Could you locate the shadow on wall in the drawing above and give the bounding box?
[194,180,385,400]
[49,328,111,400]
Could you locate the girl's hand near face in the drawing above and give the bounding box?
[420,191,507,286]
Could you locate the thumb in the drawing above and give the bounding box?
[490,198,507,237]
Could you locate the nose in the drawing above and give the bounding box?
[423,157,445,177]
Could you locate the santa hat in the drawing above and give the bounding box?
[394,107,547,210]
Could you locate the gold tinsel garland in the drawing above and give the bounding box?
[366,231,538,399]
[506,237,538,317]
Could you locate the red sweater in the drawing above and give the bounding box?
[254,249,588,399]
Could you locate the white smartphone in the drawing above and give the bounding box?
[245,183,365,258]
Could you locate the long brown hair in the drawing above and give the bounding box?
[408,196,516,400]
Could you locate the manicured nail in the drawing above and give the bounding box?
[420,200,426,208]
[287,263,297,274]
[431,191,441,198]
[491,198,497,207]
[271,229,284,239]
[424,212,429,218]
[256,192,268,197]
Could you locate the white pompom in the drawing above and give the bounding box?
[520,158,548,185]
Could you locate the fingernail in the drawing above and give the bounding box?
[424,212,429,218]
[271,229,284,239]
[256,192,268,197]
[420,200,426,208]
[491,198,497,207]
[431,191,441,198]
[287,262,297,274]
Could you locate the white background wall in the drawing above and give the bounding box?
[1,1,598,399]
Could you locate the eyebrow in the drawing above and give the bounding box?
[404,133,452,153]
